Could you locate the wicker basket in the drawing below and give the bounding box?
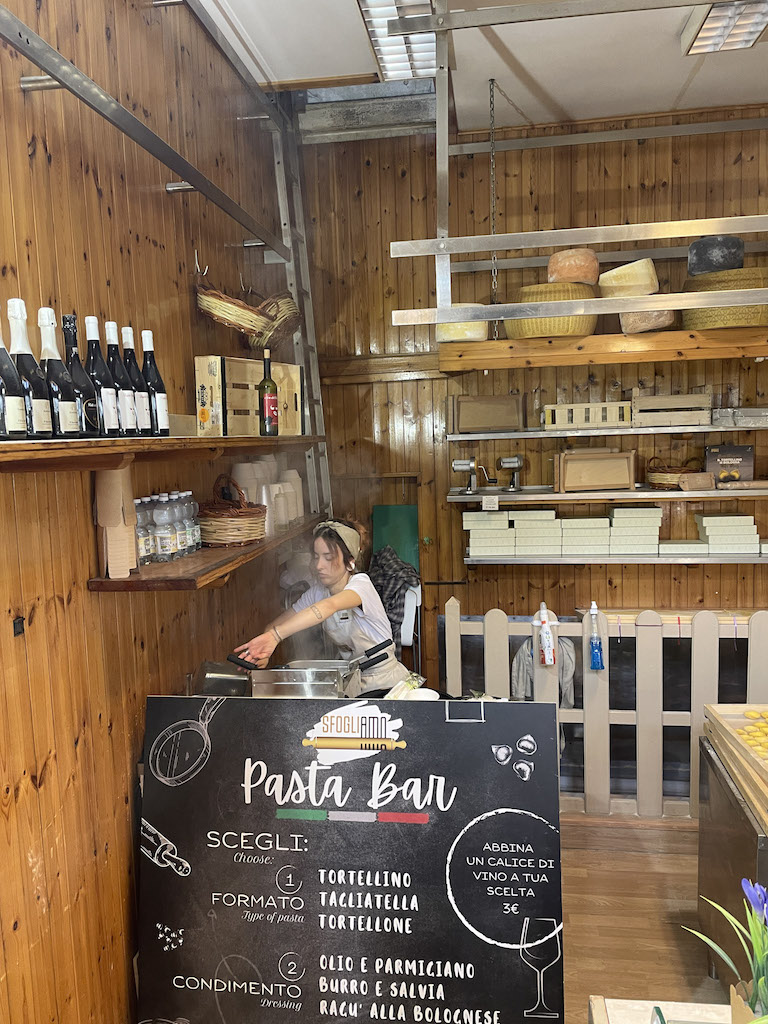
[504,283,598,339]
[646,456,703,490]
[197,283,301,348]
[198,474,267,546]
[682,267,768,330]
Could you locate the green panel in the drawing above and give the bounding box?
[372,505,419,570]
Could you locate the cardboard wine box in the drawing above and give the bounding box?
[195,355,304,437]
[706,444,754,483]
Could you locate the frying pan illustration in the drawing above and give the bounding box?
[149,696,225,787]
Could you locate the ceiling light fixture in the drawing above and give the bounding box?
[681,1,768,54]
[357,0,437,80]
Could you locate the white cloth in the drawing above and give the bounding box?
[292,573,410,695]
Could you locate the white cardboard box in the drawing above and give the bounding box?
[508,510,557,521]
[695,514,756,527]
[611,508,664,518]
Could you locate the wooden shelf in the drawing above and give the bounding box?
[88,515,323,592]
[465,555,766,565]
[438,327,768,373]
[448,486,768,504]
[0,435,323,473]
[448,423,764,442]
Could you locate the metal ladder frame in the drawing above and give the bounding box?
[268,98,332,518]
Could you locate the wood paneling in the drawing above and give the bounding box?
[0,3,291,1022]
[305,106,768,684]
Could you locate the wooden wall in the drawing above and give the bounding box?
[304,105,768,684]
[0,3,290,1022]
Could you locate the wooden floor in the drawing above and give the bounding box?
[561,816,726,1024]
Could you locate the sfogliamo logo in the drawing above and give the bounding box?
[302,700,405,766]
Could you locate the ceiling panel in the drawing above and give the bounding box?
[205,0,378,86]
[451,7,768,130]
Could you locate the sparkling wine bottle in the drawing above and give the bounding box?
[258,347,278,437]
[121,327,152,436]
[38,307,81,438]
[63,314,100,437]
[105,320,138,437]
[0,319,27,440]
[140,330,169,437]
[84,316,119,437]
[7,298,53,438]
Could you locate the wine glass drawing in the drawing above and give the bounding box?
[520,917,561,1018]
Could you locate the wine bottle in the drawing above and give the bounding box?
[121,327,152,436]
[0,320,27,440]
[105,320,137,437]
[84,316,119,437]
[38,307,81,438]
[140,330,169,437]
[63,315,99,437]
[7,298,53,438]
[258,347,278,437]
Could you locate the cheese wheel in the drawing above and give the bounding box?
[548,248,599,285]
[619,309,675,334]
[435,303,489,342]
[688,235,744,276]
[599,258,659,297]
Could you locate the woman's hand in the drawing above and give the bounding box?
[234,631,278,669]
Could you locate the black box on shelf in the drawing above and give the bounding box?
[706,444,754,483]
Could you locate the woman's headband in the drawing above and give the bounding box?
[313,520,361,561]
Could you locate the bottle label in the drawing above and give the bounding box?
[176,526,187,549]
[118,390,137,431]
[262,393,278,425]
[157,533,177,556]
[83,397,100,432]
[102,388,119,431]
[139,535,152,559]
[155,392,170,431]
[58,401,80,435]
[5,396,26,433]
[135,392,151,431]
[32,398,53,433]
[194,524,202,546]
[186,526,196,549]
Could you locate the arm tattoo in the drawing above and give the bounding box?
[310,603,323,622]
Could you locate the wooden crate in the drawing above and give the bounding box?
[703,720,768,834]
[195,356,303,437]
[704,703,768,788]
[543,401,631,430]
[630,386,712,427]
[554,449,636,492]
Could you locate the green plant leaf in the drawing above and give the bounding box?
[681,926,742,978]
[700,896,755,971]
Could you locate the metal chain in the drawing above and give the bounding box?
[489,79,499,340]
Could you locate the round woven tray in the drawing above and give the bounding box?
[197,283,301,348]
[504,283,598,339]
[646,456,703,490]
[198,474,267,546]
[682,267,768,330]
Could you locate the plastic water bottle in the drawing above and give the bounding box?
[169,490,188,558]
[589,600,605,671]
[181,491,196,554]
[134,498,152,567]
[189,490,202,550]
[141,497,157,563]
[153,493,177,563]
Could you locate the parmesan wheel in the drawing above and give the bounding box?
[547,249,599,285]
[599,258,659,297]
[435,304,489,342]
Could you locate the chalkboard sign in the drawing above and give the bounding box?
[138,697,563,1024]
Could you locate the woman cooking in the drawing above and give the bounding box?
[234,519,411,697]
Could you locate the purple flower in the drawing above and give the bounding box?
[742,878,767,919]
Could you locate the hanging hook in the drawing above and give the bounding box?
[194,248,208,276]
[240,271,245,293]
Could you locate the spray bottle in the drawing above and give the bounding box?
[538,602,556,666]
[589,600,605,671]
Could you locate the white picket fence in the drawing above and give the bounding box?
[444,599,768,818]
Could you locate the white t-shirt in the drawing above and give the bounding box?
[292,573,393,649]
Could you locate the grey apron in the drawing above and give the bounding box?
[323,607,410,697]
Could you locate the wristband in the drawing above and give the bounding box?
[272,626,283,643]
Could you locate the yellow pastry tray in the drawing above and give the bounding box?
[704,703,768,786]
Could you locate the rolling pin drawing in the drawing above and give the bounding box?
[302,737,407,751]
[140,818,192,876]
